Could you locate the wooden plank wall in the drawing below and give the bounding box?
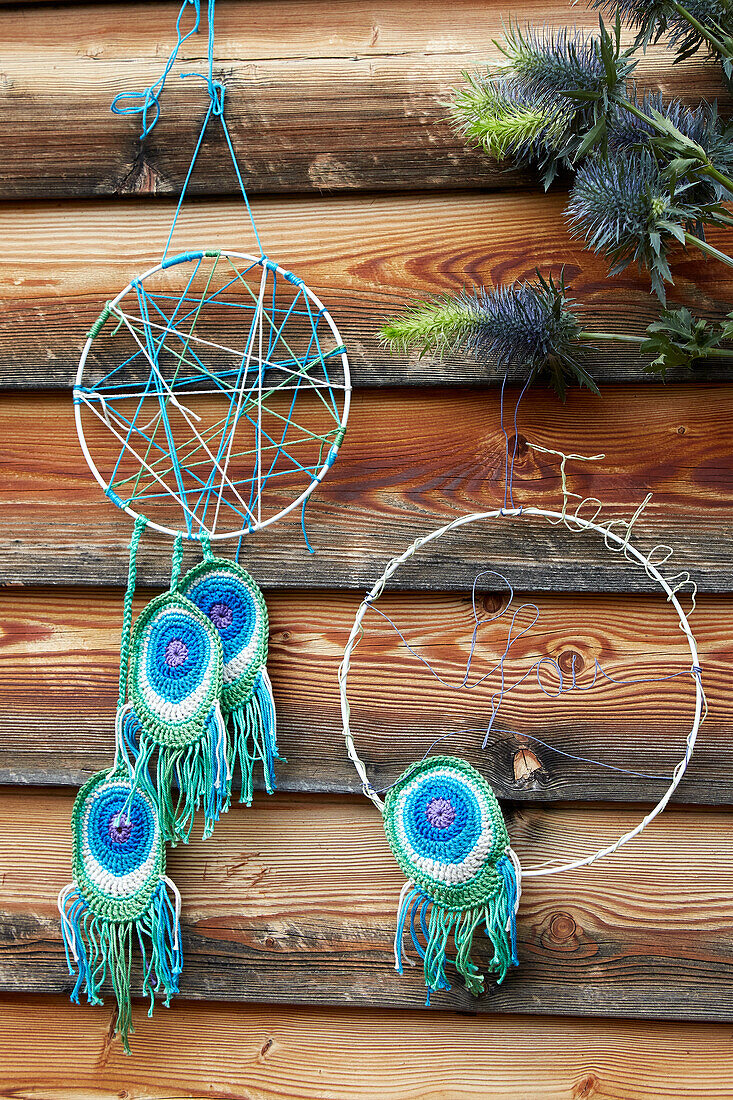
[2,1,733,1095]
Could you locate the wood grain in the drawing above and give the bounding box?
[0,1,728,199]
[2,385,733,591]
[4,996,733,1098]
[0,586,726,803]
[2,788,733,1019]
[2,193,733,390]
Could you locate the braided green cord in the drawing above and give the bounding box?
[201,533,214,561]
[118,516,147,709]
[170,533,184,589]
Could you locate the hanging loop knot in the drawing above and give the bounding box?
[180,71,226,115]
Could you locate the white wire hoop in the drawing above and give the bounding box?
[338,505,704,878]
[74,249,352,541]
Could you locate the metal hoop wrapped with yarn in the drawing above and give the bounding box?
[179,553,280,804]
[58,769,182,1053]
[384,756,519,999]
[73,249,350,542]
[339,505,704,1002]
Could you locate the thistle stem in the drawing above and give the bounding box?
[615,97,733,195]
[579,329,733,360]
[578,331,644,344]
[684,231,733,268]
[669,1,731,61]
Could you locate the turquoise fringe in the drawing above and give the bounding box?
[394,852,519,1004]
[59,877,182,1055]
[228,667,282,805]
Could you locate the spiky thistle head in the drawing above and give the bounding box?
[608,91,733,200]
[451,75,578,186]
[380,272,598,398]
[591,0,733,66]
[567,149,710,301]
[497,22,635,98]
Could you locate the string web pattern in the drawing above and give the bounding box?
[74,249,349,539]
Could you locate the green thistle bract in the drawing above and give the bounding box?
[380,273,599,399]
[451,76,574,186]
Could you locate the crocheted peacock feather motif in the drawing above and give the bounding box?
[383,755,520,999]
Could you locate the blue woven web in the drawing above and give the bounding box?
[75,0,349,539]
[75,249,348,537]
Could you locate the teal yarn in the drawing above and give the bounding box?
[178,555,281,804]
[58,769,182,1053]
[384,755,520,1000]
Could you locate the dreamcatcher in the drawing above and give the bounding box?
[59,0,350,1050]
[339,476,705,1002]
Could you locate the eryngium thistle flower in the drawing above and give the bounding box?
[608,92,733,201]
[451,76,575,186]
[567,149,706,301]
[497,23,634,98]
[380,273,599,398]
[592,0,733,64]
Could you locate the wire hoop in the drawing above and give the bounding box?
[74,249,351,541]
[338,506,704,878]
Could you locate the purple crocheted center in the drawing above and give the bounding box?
[209,602,234,629]
[425,796,456,829]
[108,815,133,844]
[164,638,189,667]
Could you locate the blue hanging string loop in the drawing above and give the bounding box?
[110,0,202,140]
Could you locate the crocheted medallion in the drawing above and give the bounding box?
[178,558,268,711]
[383,755,519,998]
[130,590,223,748]
[72,770,164,921]
[60,769,182,1052]
[178,556,280,804]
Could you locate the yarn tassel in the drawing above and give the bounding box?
[393,850,520,1004]
[227,667,281,805]
[121,704,231,844]
[58,875,182,1055]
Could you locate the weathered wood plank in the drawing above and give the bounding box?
[2,386,733,591]
[0,1,728,199]
[0,587,725,803]
[3,996,733,1098]
[2,193,733,389]
[2,789,732,1019]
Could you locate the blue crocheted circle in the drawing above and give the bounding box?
[86,784,156,876]
[144,609,210,703]
[131,592,222,741]
[72,772,164,916]
[401,773,484,865]
[184,572,258,663]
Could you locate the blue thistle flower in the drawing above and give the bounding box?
[380,272,599,398]
[498,23,634,98]
[592,0,733,67]
[567,149,712,301]
[608,91,733,201]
